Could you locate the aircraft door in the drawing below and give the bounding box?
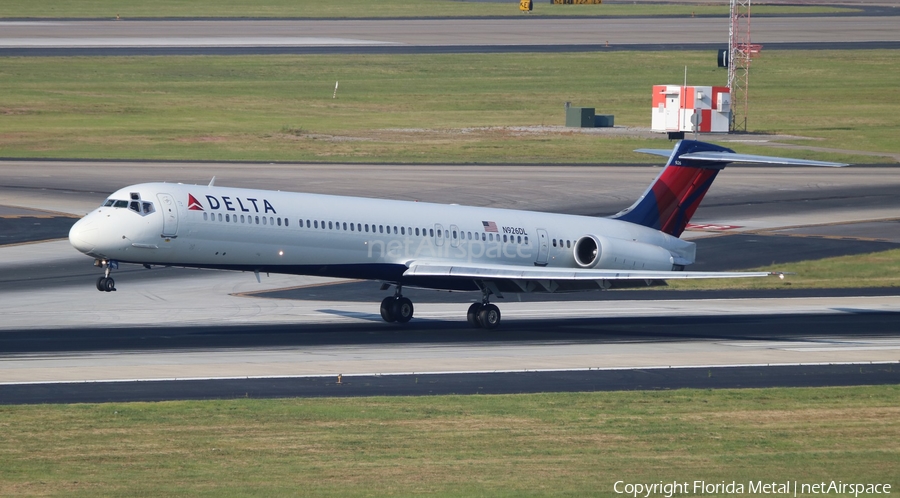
[535,228,549,266]
[434,223,444,247]
[157,193,179,238]
[449,224,460,248]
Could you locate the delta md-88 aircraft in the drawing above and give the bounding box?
[68,140,845,329]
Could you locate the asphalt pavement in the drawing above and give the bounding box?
[3,363,898,405]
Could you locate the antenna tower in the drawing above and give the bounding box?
[728,0,751,132]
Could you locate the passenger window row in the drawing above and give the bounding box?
[552,239,572,249]
[198,211,532,245]
[296,219,529,245]
[203,212,289,227]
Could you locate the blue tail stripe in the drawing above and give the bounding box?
[616,190,661,230]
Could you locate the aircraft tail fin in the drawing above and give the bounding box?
[612,140,846,237]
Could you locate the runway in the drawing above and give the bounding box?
[3,299,900,377]
[2,16,899,56]
[1,285,899,403]
[3,364,899,405]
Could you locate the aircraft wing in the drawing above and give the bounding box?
[403,261,777,281]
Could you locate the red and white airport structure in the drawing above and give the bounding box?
[650,84,732,134]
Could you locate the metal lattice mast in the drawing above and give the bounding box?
[728,0,751,132]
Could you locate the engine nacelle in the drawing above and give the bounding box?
[573,234,675,271]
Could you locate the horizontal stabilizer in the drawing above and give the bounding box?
[634,148,675,158]
[634,145,847,167]
[678,151,847,167]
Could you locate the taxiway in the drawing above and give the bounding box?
[1,16,899,56]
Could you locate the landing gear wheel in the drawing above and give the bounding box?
[477,304,501,329]
[467,303,483,328]
[93,259,117,292]
[392,297,414,323]
[96,277,116,292]
[380,296,397,323]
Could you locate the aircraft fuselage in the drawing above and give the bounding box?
[70,182,694,290]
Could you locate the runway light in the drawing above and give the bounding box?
[779,273,785,280]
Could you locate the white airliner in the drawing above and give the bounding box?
[68,140,845,328]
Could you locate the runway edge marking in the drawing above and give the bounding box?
[1,361,897,386]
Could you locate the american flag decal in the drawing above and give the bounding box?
[482,221,498,232]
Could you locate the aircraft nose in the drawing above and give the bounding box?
[68,217,98,254]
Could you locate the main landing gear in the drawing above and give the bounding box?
[380,286,414,324]
[378,284,502,329]
[94,259,116,292]
[466,287,501,329]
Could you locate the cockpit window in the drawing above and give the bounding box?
[103,195,155,216]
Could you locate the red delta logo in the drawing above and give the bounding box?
[188,194,204,211]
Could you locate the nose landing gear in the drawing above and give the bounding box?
[96,276,116,292]
[94,259,117,292]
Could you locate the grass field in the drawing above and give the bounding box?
[667,248,900,291]
[0,0,851,19]
[1,386,898,496]
[1,50,896,163]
